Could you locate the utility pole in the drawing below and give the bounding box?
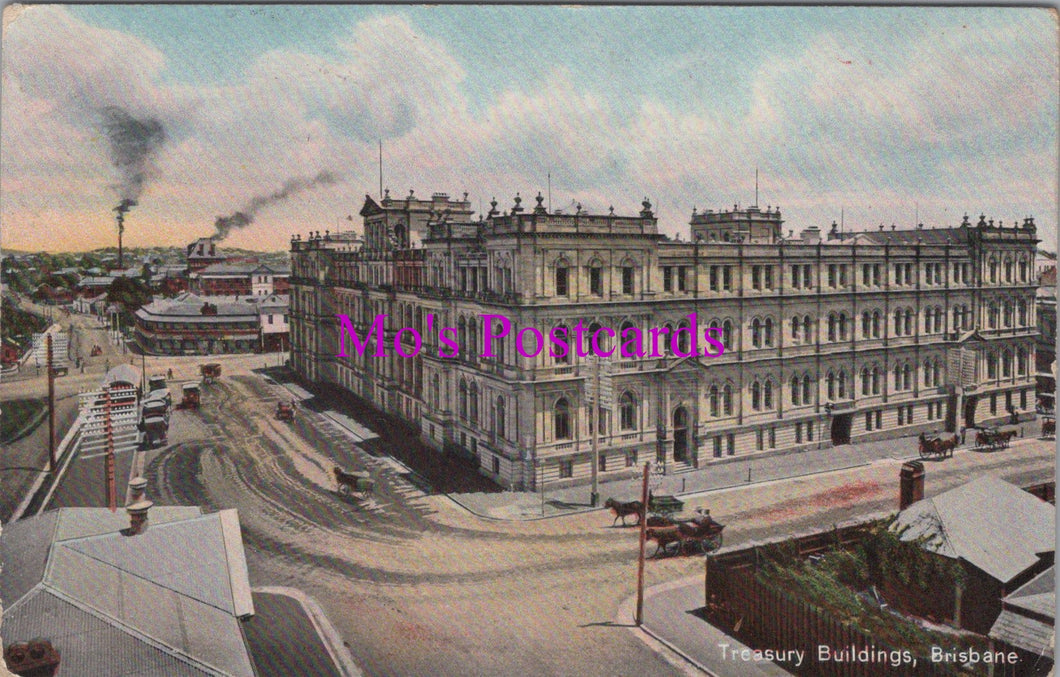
[635,461,650,625]
[590,356,600,507]
[47,334,56,472]
[104,388,117,512]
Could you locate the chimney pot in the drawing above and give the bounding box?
[126,499,153,535]
[128,477,148,503]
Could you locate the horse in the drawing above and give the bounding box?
[605,498,644,527]
[645,526,682,557]
[936,434,959,457]
[1043,419,1055,438]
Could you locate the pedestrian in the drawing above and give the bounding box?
[959,425,966,445]
[1009,406,1019,425]
[167,368,173,379]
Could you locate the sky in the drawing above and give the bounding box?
[1,4,1057,253]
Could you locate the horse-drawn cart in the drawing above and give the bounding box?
[1042,416,1055,439]
[333,466,374,499]
[975,426,1018,451]
[918,432,958,460]
[646,511,725,557]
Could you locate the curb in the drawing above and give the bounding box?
[10,412,84,521]
[253,586,362,677]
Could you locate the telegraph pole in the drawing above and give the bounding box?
[47,334,56,472]
[590,357,600,507]
[635,461,650,625]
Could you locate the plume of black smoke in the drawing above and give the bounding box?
[213,170,339,241]
[101,106,166,204]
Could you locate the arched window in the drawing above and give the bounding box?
[1018,299,1028,326]
[802,374,813,405]
[894,309,904,336]
[894,363,903,390]
[496,396,506,439]
[827,314,837,342]
[764,317,774,347]
[924,359,934,387]
[621,264,635,295]
[619,391,637,430]
[709,384,720,417]
[554,398,571,439]
[432,374,440,407]
[676,318,691,354]
[872,311,881,337]
[872,367,881,394]
[469,321,479,357]
[861,368,871,396]
[723,383,734,415]
[723,319,735,351]
[495,322,506,363]
[458,316,468,357]
[751,318,763,348]
[802,315,813,343]
[763,379,774,409]
[791,375,802,405]
[987,352,998,379]
[792,315,803,342]
[1002,349,1013,378]
[902,363,912,390]
[904,309,914,336]
[554,323,571,364]
[861,312,871,338]
[555,262,570,296]
[751,380,762,410]
[837,370,847,399]
[469,382,479,424]
[459,379,468,420]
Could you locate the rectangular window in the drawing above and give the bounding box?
[756,429,764,451]
[898,407,905,426]
[752,265,762,290]
[663,266,672,292]
[727,433,735,455]
[625,450,637,467]
[622,267,634,294]
[1021,390,1028,410]
[722,266,732,291]
[559,460,573,479]
[839,265,848,287]
[792,265,802,289]
[713,437,722,458]
[862,263,872,286]
[866,412,874,431]
[990,394,997,415]
[710,266,719,291]
[764,266,773,290]
[598,453,607,472]
[492,456,500,474]
[795,423,803,443]
[804,265,813,288]
[769,427,776,449]
[677,267,687,292]
[828,264,837,288]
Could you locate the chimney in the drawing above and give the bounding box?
[126,499,153,535]
[128,476,147,503]
[801,226,821,244]
[899,460,924,510]
[4,640,60,676]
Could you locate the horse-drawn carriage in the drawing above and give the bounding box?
[333,466,374,499]
[200,363,221,384]
[918,432,958,460]
[645,510,725,557]
[975,426,1019,451]
[177,382,201,410]
[1042,416,1055,439]
[276,401,295,422]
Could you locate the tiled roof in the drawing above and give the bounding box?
[892,477,1055,583]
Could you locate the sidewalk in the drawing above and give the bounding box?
[446,419,1044,520]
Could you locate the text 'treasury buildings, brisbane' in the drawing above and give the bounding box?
[290,188,1039,491]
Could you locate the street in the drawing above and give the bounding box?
[5,338,1056,677]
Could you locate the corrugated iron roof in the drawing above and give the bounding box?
[1,507,255,677]
[989,608,1055,660]
[892,476,1054,583]
[1004,566,1055,619]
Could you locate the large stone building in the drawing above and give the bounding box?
[290,189,1039,491]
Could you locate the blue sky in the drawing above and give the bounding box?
[2,5,1056,252]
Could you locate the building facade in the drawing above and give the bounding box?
[290,190,1039,491]
[134,292,288,355]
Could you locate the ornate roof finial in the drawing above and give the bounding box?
[512,193,523,213]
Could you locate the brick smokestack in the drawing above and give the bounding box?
[899,461,924,511]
